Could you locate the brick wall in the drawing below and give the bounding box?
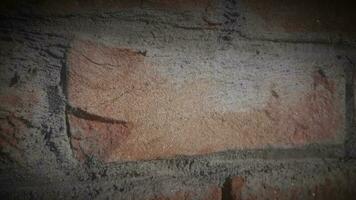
[0,0,356,199]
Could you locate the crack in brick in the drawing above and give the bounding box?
[67,105,128,126]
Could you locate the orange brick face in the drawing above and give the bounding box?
[67,39,344,162]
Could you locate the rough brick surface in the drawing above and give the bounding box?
[0,115,30,160]
[67,39,345,162]
[228,174,354,200]
[241,0,356,33]
[68,113,132,162]
[238,0,356,44]
[1,0,356,199]
[0,86,41,163]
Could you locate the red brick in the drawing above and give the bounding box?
[68,113,132,162]
[67,39,344,162]
[0,115,27,149]
[229,175,350,200]
[0,88,40,120]
[230,177,245,200]
[0,87,41,161]
[241,0,356,33]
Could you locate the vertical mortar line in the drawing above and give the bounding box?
[59,42,74,155]
[219,0,239,44]
[345,56,355,158]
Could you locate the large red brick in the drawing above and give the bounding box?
[0,87,41,162]
[67,39,344,162]
[228,175,351,200]
[241,0,356,34]
[230,177,245,200]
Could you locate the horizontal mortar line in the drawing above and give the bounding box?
[199,145,345,159]
[142,22,353,47]
[102,143,346,165]
[0,27,69,40]
[88,15,356,47]
[164,23,355,47]
[0,174,170,192]
[1,157,355,192]
[3,14,355,48]
[2,9,201,19]
[88,17,356,47]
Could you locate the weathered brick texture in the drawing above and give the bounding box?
[239,0,356,43]
[227,174,354,200]
[67,39,345,162]
[1,0,356,199]
[0,86,42,163]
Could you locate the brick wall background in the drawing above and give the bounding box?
[0,0,356,199]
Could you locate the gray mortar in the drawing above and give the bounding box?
[0,0,356,199]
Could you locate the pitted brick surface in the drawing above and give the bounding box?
[67,39,345,162]
[1,1,355,199]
